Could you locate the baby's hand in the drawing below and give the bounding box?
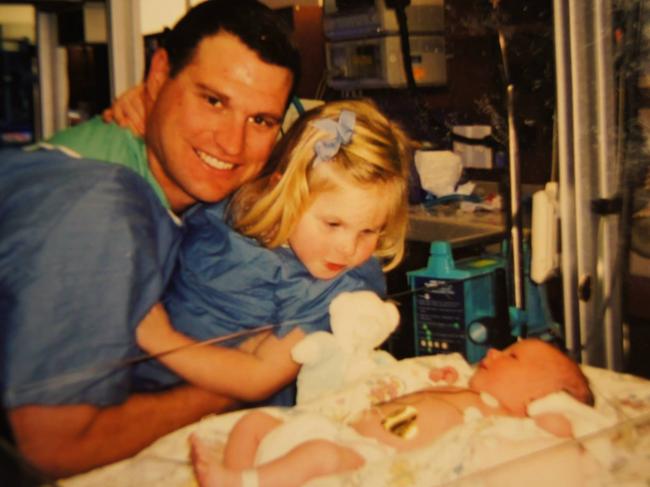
[136,302,175,353]
[428,366,459,384]
[102,83,147,137]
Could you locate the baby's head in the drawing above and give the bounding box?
[469,339,594,415]
[230,99,413,272]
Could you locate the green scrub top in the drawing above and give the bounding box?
[48,116,169,208]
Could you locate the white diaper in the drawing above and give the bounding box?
[255,411,395,466]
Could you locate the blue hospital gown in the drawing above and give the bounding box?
[132,201,386,405]
[0,147,181,408]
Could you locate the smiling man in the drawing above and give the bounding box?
[49,3,297,214]
[144,30,294,212]
[0,0,299,479]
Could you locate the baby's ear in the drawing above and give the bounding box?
[532,412,574,438]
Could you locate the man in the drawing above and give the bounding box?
[0,0,300,479]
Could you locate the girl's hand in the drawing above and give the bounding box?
[428,366,459,384]
[136,302,176,353]
[102,83,147,137]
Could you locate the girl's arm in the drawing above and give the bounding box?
[136,303,303,402]
[102,83,147,136]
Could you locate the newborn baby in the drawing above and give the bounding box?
[191,339,594,487]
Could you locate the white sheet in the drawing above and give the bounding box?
[61,354,650,487]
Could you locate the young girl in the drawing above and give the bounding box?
[134,99,413,406]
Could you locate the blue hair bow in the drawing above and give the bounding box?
[312,110,356,165]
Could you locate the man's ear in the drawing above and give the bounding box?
[145,48,170,102]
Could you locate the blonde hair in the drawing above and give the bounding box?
[228,99,413,271]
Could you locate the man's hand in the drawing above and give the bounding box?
[102,83,147,137]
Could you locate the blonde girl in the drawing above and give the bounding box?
[135,99,413,405]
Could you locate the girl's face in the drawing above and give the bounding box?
[288,172,390,280]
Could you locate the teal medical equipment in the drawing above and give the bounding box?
[407,240,560,363]
[407,241,512,363]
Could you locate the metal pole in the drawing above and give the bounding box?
[569,0,602,365]
[553,0,580,359]
[594,0,623,370]
[506,83,525,311]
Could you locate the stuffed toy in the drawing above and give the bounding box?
[291,290,400,404]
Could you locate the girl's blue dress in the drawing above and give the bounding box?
[132,200,386,405]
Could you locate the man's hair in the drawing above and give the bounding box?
[164,0,301,97]
[228,99,413,271]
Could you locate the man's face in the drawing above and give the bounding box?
[145,31,293,213]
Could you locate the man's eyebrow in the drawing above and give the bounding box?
[195,82,284,123]
[196,82,230,102]
[258,111,284,124]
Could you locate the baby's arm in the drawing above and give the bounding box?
[428,366,459,384]
[136,303,303,402]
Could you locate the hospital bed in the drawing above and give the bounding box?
[61,353,650,487]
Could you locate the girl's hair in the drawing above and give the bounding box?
[228,99,413,271]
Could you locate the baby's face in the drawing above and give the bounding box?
[468,340,568,415]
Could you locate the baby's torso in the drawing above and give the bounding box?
[350,388,510,452]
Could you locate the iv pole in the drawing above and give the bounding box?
[553,0,623,369]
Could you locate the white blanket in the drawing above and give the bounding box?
[61,354,650,487]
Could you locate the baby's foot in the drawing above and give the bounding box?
[190,434,241,487]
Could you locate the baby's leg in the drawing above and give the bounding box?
[255,439,365,487]
[191,435,365,487]
[190,434,237,487]
[223,410,284,469]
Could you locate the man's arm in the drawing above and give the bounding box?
[0,156,223,479]
[9,385,237,479]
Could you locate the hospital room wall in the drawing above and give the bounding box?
[2,0,648,375]
[137,0,325,98]
[15,0,324,138]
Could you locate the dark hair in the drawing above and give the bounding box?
[164,0,301,97]
[544,340,595,407]
[564,365,596,407]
